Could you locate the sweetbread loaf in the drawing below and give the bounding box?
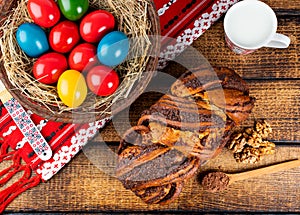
[116,67,255,204]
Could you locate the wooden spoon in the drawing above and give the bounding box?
[201,159,300,192]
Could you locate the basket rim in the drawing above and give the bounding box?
[0,0,161,123]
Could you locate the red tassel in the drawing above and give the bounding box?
[0,140,14,162]
[0,139,41,213]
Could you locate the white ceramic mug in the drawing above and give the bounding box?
[224,0,290,55]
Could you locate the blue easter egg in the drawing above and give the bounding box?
[97,31,129,67]
[16,23,49,58]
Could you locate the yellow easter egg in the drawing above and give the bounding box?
[57,70,87,108]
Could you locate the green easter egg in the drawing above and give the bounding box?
[58,0,89,21]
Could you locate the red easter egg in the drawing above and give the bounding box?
[86,65,119,96]
[80,10,115,43]
[33,52,68,84]
[49,21,80,53]
[27,0,60,28]
[68,43,98,72]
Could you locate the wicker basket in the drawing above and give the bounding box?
[0,0,160,123]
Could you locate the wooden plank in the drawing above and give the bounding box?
[97,80,300,143]
[264,0,300,12]
[5,145,300,212]
[247,80,300,142]
[171,17,300,79]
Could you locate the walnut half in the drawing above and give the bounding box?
[228,120,275,164]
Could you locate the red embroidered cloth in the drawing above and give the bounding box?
[0,0,237,212]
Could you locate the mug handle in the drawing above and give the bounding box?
[264,33,291,48]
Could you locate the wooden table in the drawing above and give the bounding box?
[5,0,300,213]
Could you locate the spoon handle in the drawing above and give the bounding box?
[230,159,300,183]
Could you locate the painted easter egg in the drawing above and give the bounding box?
[57,0,89,21]
[27,0,60,28]
[86,65,119,96]
[68,43,98,72]
[33,52,68,84]
[49,21,80,53]
[57,70,87,107]
[16,23,49,58]
[80,10,115,43]
[97,31,129,67]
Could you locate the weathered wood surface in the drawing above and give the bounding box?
[5,146,300,213]
[264,0,300,10]
[3,0,300,213]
